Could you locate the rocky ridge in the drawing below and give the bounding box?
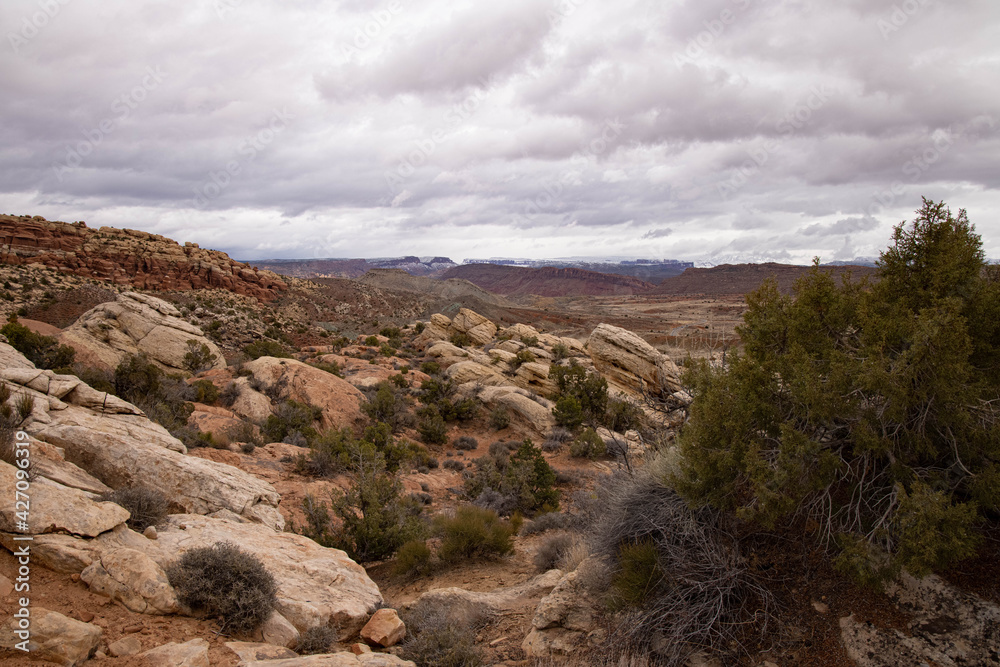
[0,215,286,301]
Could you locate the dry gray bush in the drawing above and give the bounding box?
[591,474,775,666]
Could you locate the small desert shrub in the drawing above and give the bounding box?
[488,406,510,430]
[511,348,535,369]
[100,486,169,532]
[606,397,645,433]
[465,439,559,516]
[414,322,426,334]
[1,317,76,371]
[393,539,433,578]
[521,335,539,348]
[309,360,342,377]
[570,428,607,459]
[114,353,164,405]
[243,339,291,360]
[542,427,573,453]
[400,608,483,667]
[453,435,478,451]
[362,383,406,431]
[436,505,515,562]
[420,361,440,375]
[14,393,33,421]
[364,335,379,346]
[264,400,320,444]
[534,533,575,572]
[443,458,465,471]
[449,331,472,348]
[552,343,570,361]
[416,408,448,445]
[240,442,256,454]
[167,542,277,635]
[521,511,576,536]
[226,421,263,448]
[552,395,584,430]
[182,340,218,373]
[296,625,338,655]
[300,446,425,562]
[191,379,220,404]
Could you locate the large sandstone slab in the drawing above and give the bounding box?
[150,513,382,640]
[81,547,180,614]
[0,461,129,537]
[586,323,683,398]
[243,357,364,430]
[471,385,555,435]
[60,292,225,373]
[28,403,283,530]
[0,607,101,666]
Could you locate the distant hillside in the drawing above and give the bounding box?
[650,263,878,296]
[441,264,655,297]
[251,256,457,279]
[358,269,511,306]
[0,214,286,300]
[463,259,692,283]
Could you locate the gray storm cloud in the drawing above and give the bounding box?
[0,0,997,262]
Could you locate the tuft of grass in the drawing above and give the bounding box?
[100,486,170,532]
[296,625,339,655]
[533,533,575,573]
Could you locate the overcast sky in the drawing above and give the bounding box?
[2,0,998,264]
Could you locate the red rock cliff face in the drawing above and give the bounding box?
[0,215,286,301]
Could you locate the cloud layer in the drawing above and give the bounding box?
[1,0,998,263]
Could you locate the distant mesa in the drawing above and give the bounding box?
[250,255,457,279]
[0,214,286,301]
[441,264,656,297]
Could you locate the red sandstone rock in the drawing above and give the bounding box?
[0,215,286,301]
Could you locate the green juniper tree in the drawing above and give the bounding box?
[674,199,1000,585]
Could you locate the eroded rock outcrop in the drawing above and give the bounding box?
[0,461,128,537]
[148,512,383,639]
[80,547,180,615]
[840,572,1000,667]
[2,343,283,529]
[243,356,364,430]
[0,607,102,666]
[586,323,682,398]
[0,214,285,300]
[59,292,225,372]
[522,568,601,658]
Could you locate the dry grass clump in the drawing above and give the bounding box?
[100,486,169,531]
[167,542,277,635]
[399,606,484,667]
